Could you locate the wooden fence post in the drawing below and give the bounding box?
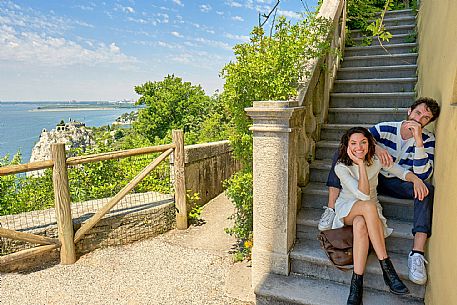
[51,143,76,264]
[172,130,187,229]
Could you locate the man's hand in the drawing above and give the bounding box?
[403,120,424,147]
[412,178,429,201]
[375,145,393,167]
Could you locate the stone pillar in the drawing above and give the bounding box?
[245,100,305,289]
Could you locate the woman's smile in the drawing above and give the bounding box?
[349,133,369,160]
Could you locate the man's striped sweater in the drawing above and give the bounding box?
[368,121,435,181]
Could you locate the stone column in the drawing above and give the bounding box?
[245,100,305,289]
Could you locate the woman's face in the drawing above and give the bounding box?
[348,133,369,160]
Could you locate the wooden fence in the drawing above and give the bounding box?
[0,130,187,266]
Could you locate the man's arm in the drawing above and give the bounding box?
[369,124,394,167]
[403,121,435,180]
[375,145,394,167]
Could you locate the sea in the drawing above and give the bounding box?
[0,101,139,163]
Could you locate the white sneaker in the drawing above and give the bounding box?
[408,252,429,285]
[318,206,335,231]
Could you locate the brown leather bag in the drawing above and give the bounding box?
[318,226,353,270]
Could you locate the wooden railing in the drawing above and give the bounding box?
[0,130,187,266]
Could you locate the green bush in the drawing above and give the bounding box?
[224,170,253,256]
[221,13,332,259]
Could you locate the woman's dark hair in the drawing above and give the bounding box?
[338,127,376,166]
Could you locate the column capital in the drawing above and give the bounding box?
[246,100,305,133]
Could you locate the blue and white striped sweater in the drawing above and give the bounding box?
[368,121,435,180]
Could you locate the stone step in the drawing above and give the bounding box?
[351,33,416,46]
[315,141,339,159]
[329,92,415,108]
[290,239,425,299]
[342,53,417,67]
[256,273,424,305]
[327,107,408,124]
[376,9,415,19]
[345,43,418,56]
[350,24,415,38]
[309,159,334,182]
[333,78,416,93]
[301,182,415,222]
[320,123,372,141]
[297,207,414,255]
[367,15,416,27]
[337,65,417,80]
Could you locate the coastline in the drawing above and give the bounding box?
[29,107,118,112]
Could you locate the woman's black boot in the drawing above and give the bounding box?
[379,257,409,295]
[347,272,363,305]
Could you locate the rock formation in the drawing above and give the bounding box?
[30,120,95,163]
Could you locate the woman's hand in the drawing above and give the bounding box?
[347,147,364,166]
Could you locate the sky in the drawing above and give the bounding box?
[0,0,319,101]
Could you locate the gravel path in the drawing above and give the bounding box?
[0,194,254,305]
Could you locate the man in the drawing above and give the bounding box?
[318,97,440,285]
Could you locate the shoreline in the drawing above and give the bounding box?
[29,107,119,112]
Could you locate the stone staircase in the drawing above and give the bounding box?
[256,9,425,305]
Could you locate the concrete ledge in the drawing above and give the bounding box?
[184,140,232,164]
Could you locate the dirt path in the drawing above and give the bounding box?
[0,193,255,305]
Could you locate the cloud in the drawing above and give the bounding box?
[199,4,212,12]
[225,33,250,42]
[0,1,91,35]
[0,25,137,67]
[231,16,244,22]
[74,4,95,11]
[172,0,184,6]
[277,10,301,19]
[166,50,229,70]
[216,11,224,15]
[156,13,169,23]
[194,37,232,51]
[171,31,183,38]
[226,1,243,7]
[115,5,135,14]
[157,41,176,48]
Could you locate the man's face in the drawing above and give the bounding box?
[408,103,433,127]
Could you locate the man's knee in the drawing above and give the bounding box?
[424,181,435,196]
[418,181,435,207]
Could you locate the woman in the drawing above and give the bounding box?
[332,127,429,305]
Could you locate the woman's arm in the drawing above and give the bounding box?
[347,148,370,196]
[357,163,370,196]
[335,164,370,201]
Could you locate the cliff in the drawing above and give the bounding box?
[30,121,95,163]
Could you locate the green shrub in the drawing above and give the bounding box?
[224,171,253,257]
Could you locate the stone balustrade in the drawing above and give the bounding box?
[246,0,347,289]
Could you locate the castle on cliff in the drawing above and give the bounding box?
[30,119,95,163]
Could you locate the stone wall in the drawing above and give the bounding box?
[0,193,175,272]
[183,140,241,208]
[416,1,457,304]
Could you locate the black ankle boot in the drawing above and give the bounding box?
[379,257,409,295]
[347,272,363,305]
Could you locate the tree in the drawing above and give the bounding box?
[134,75,213,143]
